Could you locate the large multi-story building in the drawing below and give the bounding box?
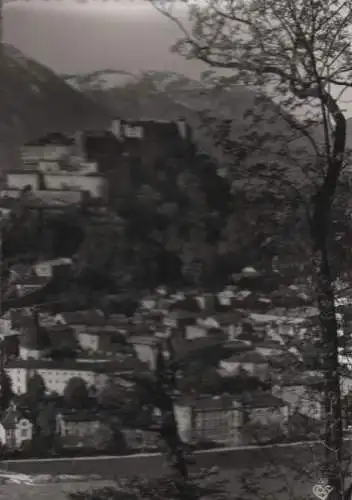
[5,169,107,202]
[174,393,288,446]
[5,358,137,396]
[1,118,194,209]
[83,118,194,198]
[174,395,243,445]
[1,132,107,208]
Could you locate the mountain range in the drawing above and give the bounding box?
[0,44,111,171]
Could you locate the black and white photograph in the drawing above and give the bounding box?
[0,0,352,499]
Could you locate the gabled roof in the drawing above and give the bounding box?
[170,297,202,313]
[224,340,253,353]
[278,371,324,387]
[58,410,100,422]
[15,276,50,288]
[224,351,267,364]
[252,340,284,349]
[58,309,105,326]
[173,336,224,359]
[176,395,238,411]
[240,392,285,409]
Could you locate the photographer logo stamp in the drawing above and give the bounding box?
[312,480,334,500]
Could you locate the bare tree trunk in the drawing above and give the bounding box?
[309,91,346,500]
[311,236,343,498]
[155,344,192,498]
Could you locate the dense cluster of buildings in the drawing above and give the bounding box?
[0,121,349,457]
[0,117,192,210]
[0,261,350,455]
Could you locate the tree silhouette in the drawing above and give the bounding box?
[63,377,90,409]
[153,0,352,496]
[0,369,12,417]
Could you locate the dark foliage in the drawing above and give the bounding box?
[0,368,13,416]
[63,377,91,409]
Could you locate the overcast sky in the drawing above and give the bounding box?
[4,1,207,77]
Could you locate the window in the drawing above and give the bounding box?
[124,125,143,138]
[20,428,29,438]
[200,412,229,440]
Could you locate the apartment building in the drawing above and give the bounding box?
[54,310,106,338]
[174,395,243,445]
[5,358,127,395]
[6,170,107,201]
[174,392,288,446]
[7,172,40,191]
[20,143,71,166]
[0,189,84,207]
[42,173,107,199]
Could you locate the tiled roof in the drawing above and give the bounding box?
[58,410,101,422]
[250,312,307,325]
[128,335,158,346]
[104,317,129,328]
[108,313,128,322]
[173,336,223,359]
[176,395,239,411]
[224,351,267,364]
[269,353,304,369]
[240,392,285,408]
[58,309,105,326]
[252,340,284,349]
[223,340,253,353]
[9,264,33,277]
[237,331,264,343]
[278,371,324,387]
[14,276,50,287]
[170,297,202,313]
[166,310,199,321]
